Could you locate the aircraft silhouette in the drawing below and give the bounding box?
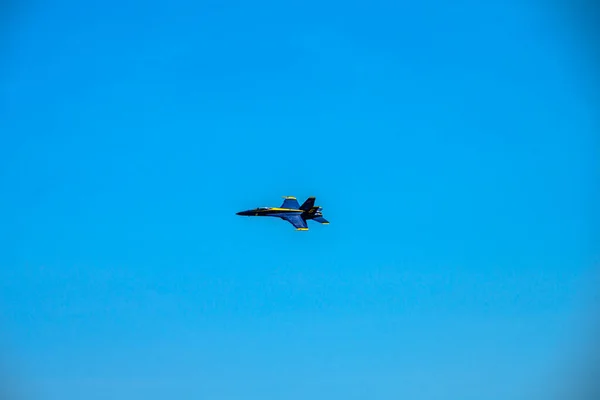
[236,196,329,230]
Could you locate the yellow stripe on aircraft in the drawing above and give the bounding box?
[262,207,303,212]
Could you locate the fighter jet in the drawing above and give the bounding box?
[236,196,329,231]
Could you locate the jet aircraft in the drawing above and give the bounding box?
[236,196,329,230]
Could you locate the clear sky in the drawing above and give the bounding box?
[1,1,598,399]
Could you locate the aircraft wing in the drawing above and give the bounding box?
[281,214,308,230]
[280,196,300,209]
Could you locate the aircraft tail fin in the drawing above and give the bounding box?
[300,196,316,211]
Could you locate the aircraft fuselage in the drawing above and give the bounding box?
[236,207,322,220]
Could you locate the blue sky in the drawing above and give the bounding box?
[0,1,598,399]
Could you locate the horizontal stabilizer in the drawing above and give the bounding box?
[312,216,329,224]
